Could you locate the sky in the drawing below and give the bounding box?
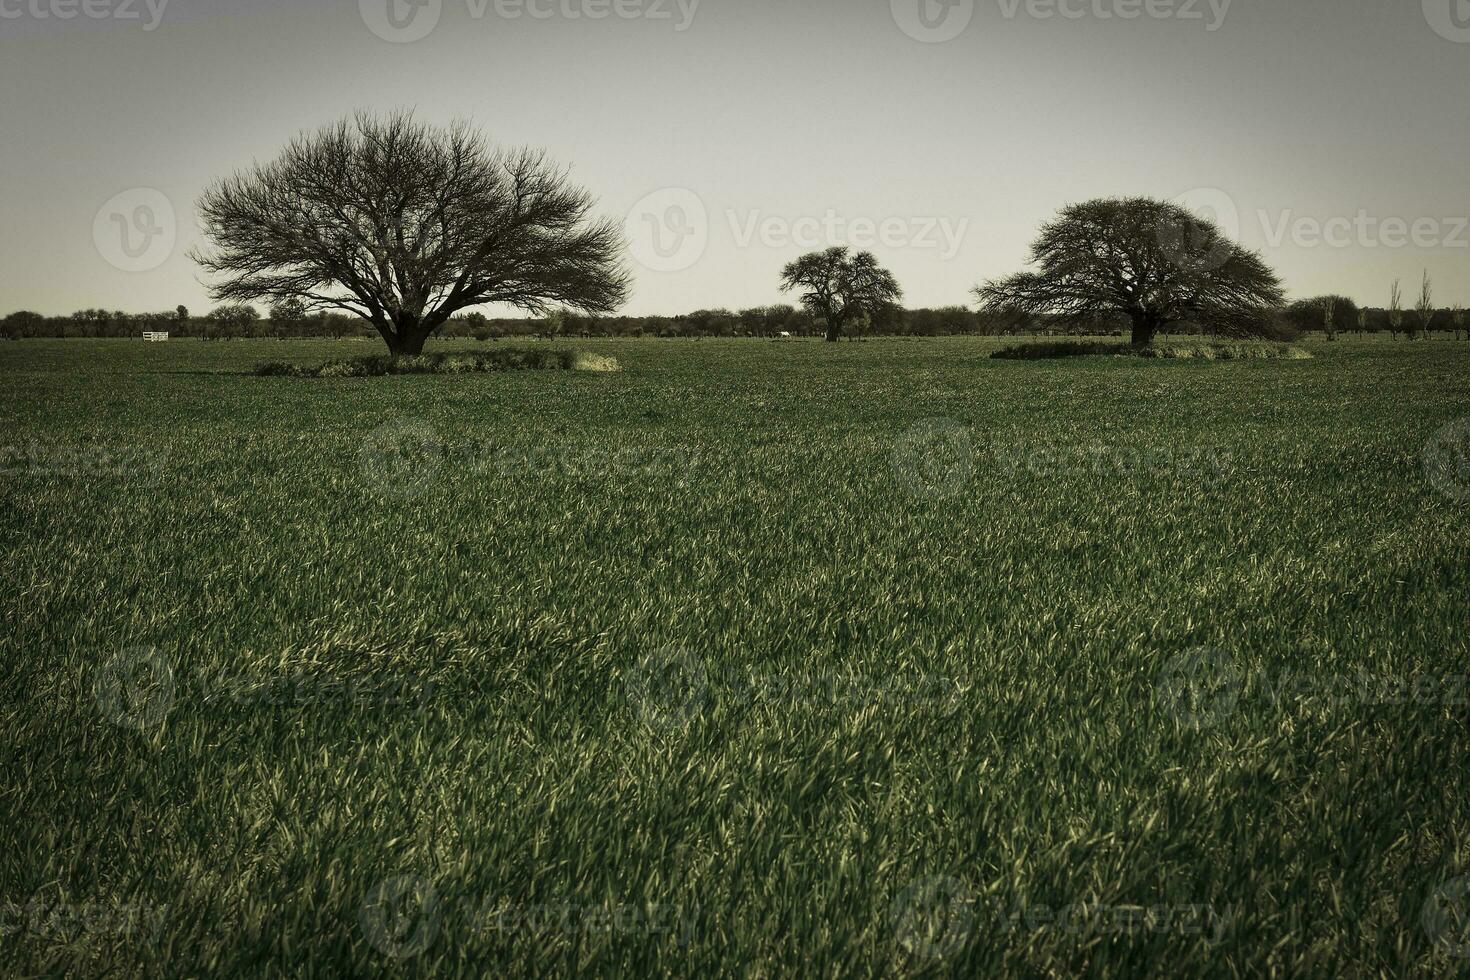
[1,0,1468,317]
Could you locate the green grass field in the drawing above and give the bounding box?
[3,336,1469,976]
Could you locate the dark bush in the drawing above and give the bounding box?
[254,349,619,378]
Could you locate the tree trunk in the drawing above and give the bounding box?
[825,322,841,343]
[391,332,428,356]
[1129,313,1157,347]
[383,319,430,356]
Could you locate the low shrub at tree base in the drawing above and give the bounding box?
[992,341,1313,361]
[254,349,620,378]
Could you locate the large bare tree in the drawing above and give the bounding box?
[975,197,1285,346]
[193,112,629,356]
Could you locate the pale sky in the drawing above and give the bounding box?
[2,0,1467,317]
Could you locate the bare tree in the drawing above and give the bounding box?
[780,247,902,342]
[193,111,629,356]
[1415,270,1435,340]
[1452,303,1467,341]
[975,198,1284,347]
[1357,308,1368,336]
[1389,280,1405,341]
[1322,295,1338,341]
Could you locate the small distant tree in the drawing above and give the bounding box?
[463,311,493,341]
[268,298,308,339]
[1388,280,1406,341]
[208,304,257,341]
[1415,271,1435,340]
[780,247,902,342]
[1357,309,1369,336]
[1,311,44,340]
[1452,304,1467,341]
[322,312,355,339]
[174,305,190,336]
[1285,296,1356,340]
[976,198,1284,346]
[540,308,567,340]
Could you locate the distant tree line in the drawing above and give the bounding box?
[4,300,1468,342]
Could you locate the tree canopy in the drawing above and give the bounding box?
[193,111,629,356]
[781,248,903,342]
[975,197,1285,346]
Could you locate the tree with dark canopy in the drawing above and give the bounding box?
[193,111,629,356]
[975,197,1285,347]
[780,247,902,342]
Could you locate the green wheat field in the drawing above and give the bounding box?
[3,336,1469,976]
